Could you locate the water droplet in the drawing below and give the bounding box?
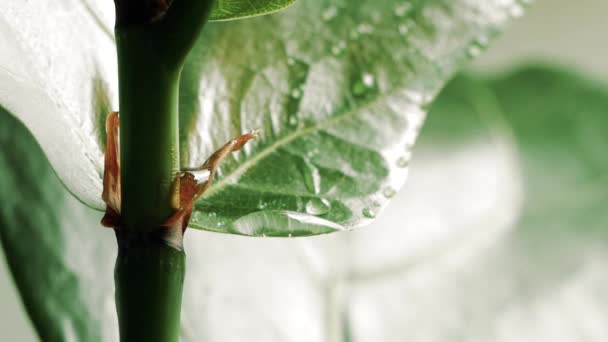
[357,23,374,34]
[331,41,347,56]
[396,154,410,168]
[467,45,482,58]
[382,187,396,198]
[394,3,411,17]
[475,36,490,48]
[362,73,375,87]
[192,211,203,221]
[288,233,293,238]
[362,207,376,218]
[403,89,433,107]
[466,36,489,58]
[291,88,302,99]
[232,210,344,236]
[352,72,377,97]
[306,148,319,159]
[288,116,299,126]
[322,6,338,21]
[398,23,409,36]
[305,198,331,215]
[370,11,382,23]
[257,201,268,209]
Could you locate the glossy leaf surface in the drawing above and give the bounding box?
[3,66,608,341]
[0,0,521,236]
[180,0,522,236]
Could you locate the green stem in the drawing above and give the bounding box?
[115,232,185,342]
[113,1,214,341]
[116,34,181,230]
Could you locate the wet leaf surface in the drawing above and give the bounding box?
[0,0,521,235]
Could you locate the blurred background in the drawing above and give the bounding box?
[1,0,606,340]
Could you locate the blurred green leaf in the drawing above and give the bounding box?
[3,66,608,340]
[209,0,296,21]
[1,0,519,236]
[347,66,608,341]
[0,109,105,342]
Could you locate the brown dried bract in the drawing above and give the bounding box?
[163,131,258,232]
[100,111,257,233]
[101,111,121,228]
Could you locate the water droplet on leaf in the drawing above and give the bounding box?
[467,37,490,59]
[362,73,375,87]
[467,45,482,58]
[322,6,338,21]
[396,154,410,168]
[192,211,203,221]
[257,201,268,209]
[291,88,302,99]
[382,187,396,198]
[288,116,299,126]
[357,23,374,34]
[232,210,344,236]
[306,148,319,159]
[331,41,347,56]
[352,72,377,97]
[370,11,382,23]
[362,207,376,218]
[394,3,412,17]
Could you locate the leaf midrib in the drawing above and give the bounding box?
[200,86,409,200]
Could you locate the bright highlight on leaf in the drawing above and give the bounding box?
[209,0,297,21]
[0,0,524,237]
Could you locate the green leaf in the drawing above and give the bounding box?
[0,109,108,341]
[4,66,608,340]
[182,0,521,236]
[209,0,297,21]
[1,0,519,236]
